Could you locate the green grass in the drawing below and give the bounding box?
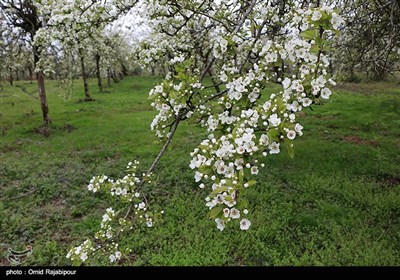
[0,77,399,266]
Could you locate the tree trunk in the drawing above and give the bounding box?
[33,47,51,127]
[107,67,111,87]
[9,67,13,86]
[79,48,92,101]
[111,69,119,83]
[29,66,33,84]
[95,53,104,92]
[121,63,128,78]
[37,71,51,127]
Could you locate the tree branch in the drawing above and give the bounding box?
[124,115,182,219]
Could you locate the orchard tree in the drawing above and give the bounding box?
[334,0,400,80]
[0,27,36,85]
[0,0,51,127]
[15,44,35,82]
[67,0,342,265]
[35,0,138,100]
[102,29,137,85]
[2,41,35,83]
[36,0,105,101]
[0,32,19,85]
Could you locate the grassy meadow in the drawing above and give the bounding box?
[0,77,399,265]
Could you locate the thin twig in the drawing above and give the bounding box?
[124,116,182,220]
[9,189,37,200]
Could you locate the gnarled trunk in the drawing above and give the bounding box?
[9,67,13,86]
[78,48,92,101]
[107,67,111,87]
[33,46,50,127]
[37,72,50,126]
[28,66,33,84]
[95,53,104,93]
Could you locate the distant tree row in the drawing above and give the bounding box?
[0,0,139,131]
[137,0,400,82]
[333,0,400,81]
[0,0,399,132]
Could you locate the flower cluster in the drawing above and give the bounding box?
[143,4,342,231]
[148,60,205,138]
[68,2,342,265]
[66,239,93,263]
[66,160,163,265]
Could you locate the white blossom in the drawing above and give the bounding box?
[320,88,332,99]
[230,208,240,219]
[215,218,225,231]
[287,130,296,140]
[268,114,281,127]
[240,219,251,230]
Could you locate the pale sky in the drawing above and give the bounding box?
[108,5,151,45]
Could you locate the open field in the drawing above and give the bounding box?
[1,77,400,265]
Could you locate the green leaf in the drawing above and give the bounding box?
[148,94,157,100]
[240,98,249,107]
[247,180,257,187]
[235,183,244,191]
[162,80,170,90]
[244,168,251,179]
[275,97,285,111]
[267,129,280,142]
[169,90,179,99]
[285,139,295,158]
[212,186,229,194]
[239,169,244,184]
[209,207,223,219]
[224,195,233,202]
[199,165,212,174]
[310,45,320,54]
[300,29,316,40]
[224,179,233,186]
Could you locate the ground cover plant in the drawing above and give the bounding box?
[1,77,399,265]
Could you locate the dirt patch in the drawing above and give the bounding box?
[76,98,96,103]
[131,83,143,91]
[341,135,379,147]
[62,124,75,133]
[0,257,11,266]
[336,82,398,96]
[23,110,36,117]
[336,83,372,94]
[52,198,67,208]
[376,173,400,188]
[313,114,336,120]
[32,126,50,137]
[38,198,67,216]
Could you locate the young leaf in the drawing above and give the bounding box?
[239,169,244,184]
[300,29,315,40]
[199,165,212,174]
[247,180,257,187]
[284,139,295,158]
[209,207,223,219]
[212,186,229,194]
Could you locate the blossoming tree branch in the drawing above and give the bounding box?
[66,0,343,264]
